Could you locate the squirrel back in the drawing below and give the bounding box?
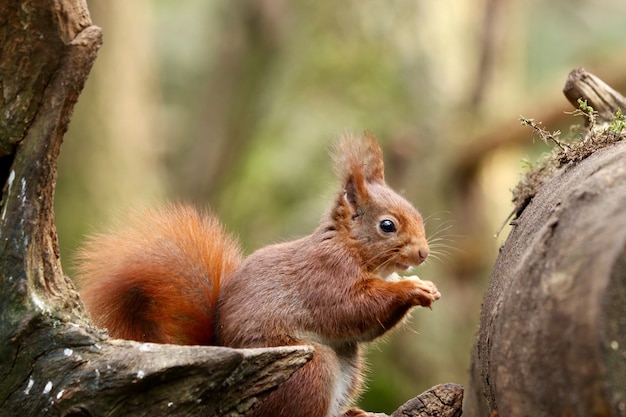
[76,204,242,345]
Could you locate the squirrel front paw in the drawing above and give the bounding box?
[406,276,441,307]
[385,273,441,307]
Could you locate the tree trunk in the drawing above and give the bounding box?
[465,69,626,417]
[0,1,463,416]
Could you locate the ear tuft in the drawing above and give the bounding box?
[332,131,386,187]
[362,131,385,184]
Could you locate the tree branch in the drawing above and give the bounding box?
[391,383,463,417]
[563,67,626,124]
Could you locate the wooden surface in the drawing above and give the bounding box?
[563,68,626,123]
[391,384,463,417]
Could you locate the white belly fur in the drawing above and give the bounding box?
[293,331,361,417]
[327,353,360,417]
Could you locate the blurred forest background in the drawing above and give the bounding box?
[55,0,626,412]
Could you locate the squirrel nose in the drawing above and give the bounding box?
[417,247,429,264]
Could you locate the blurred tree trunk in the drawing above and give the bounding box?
[55,0,164,262]
[465,70,626,417]
[175,0,286,203]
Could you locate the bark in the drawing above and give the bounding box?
[465,69,626,417]
[390,383,464,417]
[0,2,463,417]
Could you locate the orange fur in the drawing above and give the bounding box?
[77,204,242,345]
[77,133,440,417]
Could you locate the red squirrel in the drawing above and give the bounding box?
[77,133,441,417]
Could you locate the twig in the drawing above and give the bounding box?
[519,116,568,151]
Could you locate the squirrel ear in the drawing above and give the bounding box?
[343,172,366,214]
[332,131,387,217]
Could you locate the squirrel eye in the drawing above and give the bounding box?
[379,219,397,234]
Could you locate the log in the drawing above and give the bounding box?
[465,69,626,416]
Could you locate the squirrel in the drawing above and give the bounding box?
[76,132,441,417]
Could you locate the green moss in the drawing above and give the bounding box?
[512,108,626,217]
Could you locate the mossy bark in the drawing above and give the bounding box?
[465,70,626,417]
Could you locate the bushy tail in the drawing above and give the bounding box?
[75,203,242,345]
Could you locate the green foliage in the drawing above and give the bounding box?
[609,108,626,134]
[563,98,598,129]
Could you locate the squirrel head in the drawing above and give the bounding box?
[331,132,429,278]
